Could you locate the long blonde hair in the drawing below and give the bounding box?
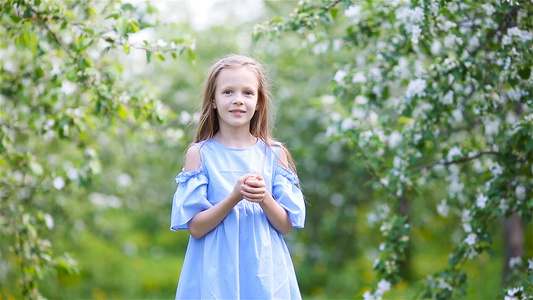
[194,54,297,173]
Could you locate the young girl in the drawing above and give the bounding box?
[170,54,306,299]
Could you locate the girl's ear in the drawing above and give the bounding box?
[212,100,217,110]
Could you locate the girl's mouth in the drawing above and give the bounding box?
[230,109,246,115]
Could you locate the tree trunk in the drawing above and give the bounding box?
[502,215,524,283]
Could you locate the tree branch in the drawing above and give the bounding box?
[325,0,343,11]
[30,6,75,60]
[410,151,500,173]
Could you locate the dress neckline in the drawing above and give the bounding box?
[209,137,260,151]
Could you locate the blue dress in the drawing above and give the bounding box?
[170,138,306,300]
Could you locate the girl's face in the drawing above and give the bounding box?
[213,66,259,133]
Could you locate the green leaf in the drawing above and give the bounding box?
[10,15,22,23]
[156,54,165,61]
[187,48,196,64]
[105,12,120,20]
[397,116,412,125]
[518,67,531,80]
[116,17,129,36]
[30,161,43,175]
[82,27,94,35]
[330,8,339,20]
[123,44,130,54]
[146,51,152,63]
[122,3,134,11]
[117,105,128,119]
[129,19,140,32]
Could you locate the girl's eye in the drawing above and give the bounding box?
[244,91,253,96]
[223,90,233,95]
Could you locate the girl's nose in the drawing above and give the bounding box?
[232,96,244,105]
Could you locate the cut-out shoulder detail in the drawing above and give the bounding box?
[273,145,290,170]
[275,163,299,185]
[174,167,206,184]
[184,144,202,172]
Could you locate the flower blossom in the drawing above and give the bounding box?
[334,70,347,84]
[464,233,477,246]
[53,176,66,190]
[405,78,427,99]
[509,256,522,269]
[476,194,488,208]
[446,146,461,161]
[437,199,449,217]
[515,185,526,200]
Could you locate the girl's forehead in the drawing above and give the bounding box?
[216,66,259,87]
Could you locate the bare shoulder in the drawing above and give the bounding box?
[184,144,202,172]
[275,144,290,170]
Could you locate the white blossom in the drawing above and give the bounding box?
[500,198,509,213]
[312,42,329,55]
[461,209,472,223]
[449,179,464,194]
[44,213,54,230]
[363,291,377,300]
[437,199,449,217]
[438,279,453,291]
[332,39,342,51]
[482,4,495,16]
[156,39,167,47]
[3,60,16,73]
[430,40,441,55]
[334,70,347,84]
[61,80,77,95]
[411,25,422,44]
[507,87,522,101]
[117,173,132,187]
[507,286,523,297]
[53,176,65,190]
[352,72,367,83]
[515,185,526,200]
[484,118,500,136]
[376,279,391,295]
[405,78,427,99]
[388,132,403,148]
[490,163,503,177]
[463,223,472,233]
[506,27,533,42]
[528,259,533,270]
[446,146,461,161]
[344,5,362,18]
[341,118,355,131]
[476,194,488,208]
[441,90,454,105]
[67,167,78,181]
[509,256,522,269]
[464,233,477,246]
[444,34,457,48]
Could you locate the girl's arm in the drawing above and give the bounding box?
[241,149,293,235]
[184,146,249,239]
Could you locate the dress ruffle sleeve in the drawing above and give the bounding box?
[272,164,306,229]
[170,165,211,231]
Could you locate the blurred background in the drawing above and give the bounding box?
[1,0,532,299]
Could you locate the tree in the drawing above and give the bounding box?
[0,0,195,298]
[255,0,532,299]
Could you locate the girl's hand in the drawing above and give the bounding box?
[230,174,252,203]
[242,174,266,203]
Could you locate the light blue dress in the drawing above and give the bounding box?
[170,138,306,300]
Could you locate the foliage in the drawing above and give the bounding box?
[255,0,532,299]
[0,0,194,298]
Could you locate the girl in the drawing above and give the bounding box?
[170,54,306,299]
